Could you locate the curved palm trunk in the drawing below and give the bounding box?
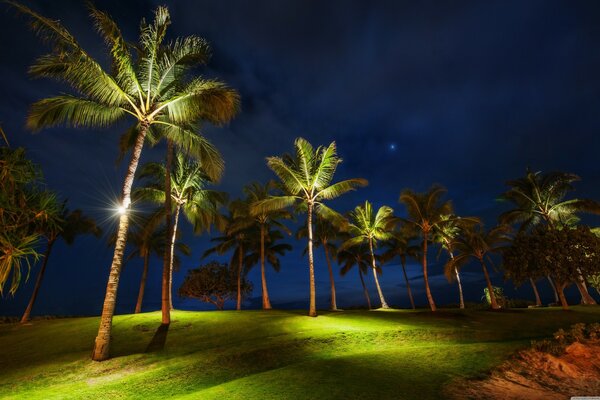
[400,256,415,310]
[92,122,148,361]
[237,243,243,311]
[307,203,317,317]
[547,275,560,303]
[323,241,338,311]
[369,238,389,309]
[557,282,569,310]
[422,232,437,311]
[260,224,272,310]
[168,203,181,311]
[135,251,150,314]
[358,266,372,310]
[529,278,542,307]
[161,139,174,325]
[447,250,464,309]
[21,238,55,324]
[480,259,500,309]
[575,276,596,305]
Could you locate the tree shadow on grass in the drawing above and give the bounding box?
[145,323,170,353]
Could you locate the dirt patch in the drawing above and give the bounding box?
[445,341,600,400]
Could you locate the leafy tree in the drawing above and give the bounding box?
[252,138,367,317]
[21,202,101,323]
[135,152,226,310]
[179,261,251,310]
[447,225,510,309]
[338,244,374,309]
[398,185,455,311]
[340,201,395,309]
[10,2,239,360]
[588,274,600,296]
[499,169,600,305]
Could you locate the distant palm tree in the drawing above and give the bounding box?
[338,245,374,310]
[9,3,239,360]
[135,152,227,310]
[21,201,100,323]
[252,138,367,317]
[297,215,342,310]
[340,201,395,309]
[399,185,455,311]
[446,225,510,310]
[499,169,600,305]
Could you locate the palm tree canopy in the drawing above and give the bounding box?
[243,229,292,273]
[339,201,395,252]
[398,184,455,234]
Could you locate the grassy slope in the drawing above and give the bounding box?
[1,307,599,399]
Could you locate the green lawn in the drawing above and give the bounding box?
[1,307,599,399]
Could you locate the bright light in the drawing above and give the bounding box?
[117,205,127,215]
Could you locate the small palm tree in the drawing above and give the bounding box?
[252,138,367,317]
[338,244,374,310]
[399,185,454,311]
[21,202,101,323]
[446,225,510,310]
[10,2,239,360]
[340,201,395,309]
[135,152,227,310]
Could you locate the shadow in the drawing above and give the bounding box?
[145,323,170,353]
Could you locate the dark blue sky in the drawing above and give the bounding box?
[1,0,600,315]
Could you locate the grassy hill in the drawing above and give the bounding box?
[1,307,599,399]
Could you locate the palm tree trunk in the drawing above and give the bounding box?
[448,250,464,309]
[323,241,338,311]
[161,139,174,325]
[422,232,437,311]
[480,259,500,309]
[557,282,569,310]
[135,252,150,314]
[307,202,317,317]
[547,275,560,303]
[369,238,389,309]
[400,256,415,310]
[237,243,243,311]
[21,238,55,324]
[92,122,148,361]
[575,274,597,305]
[529,278,542,307]
[168,203,181,311]
[260,224,272,310]
[358,267,372,310]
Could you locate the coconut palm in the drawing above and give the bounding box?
[399,185,456,311]
[135,152,227,310]
[499,169,600,305]
[338,245,373,309]
[10,2,239,360]
[446,225,510,310]
[252,138,367,317]
[21,203,101,323]
[297,215,342,310]
[244,229,292,297]
[339,201,395,309]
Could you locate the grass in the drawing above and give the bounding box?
[1,306,599,399]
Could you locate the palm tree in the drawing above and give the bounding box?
[252,138,367,317]
[380,226,419,309]
[339,201,395,309]
[446,225,510,310]
[338,245,373,309]
[10,3,239,360]
[135,152,227,310]
[237,182,293,310]
[21,203,101,323]
[297,215,342,311]
[399,185,455,311]
[499,170,600,305]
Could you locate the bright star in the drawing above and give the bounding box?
[389,143,396,151]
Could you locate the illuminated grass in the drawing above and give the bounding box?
[1,307,599,399]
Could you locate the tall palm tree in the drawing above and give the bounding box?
[338,245,373,309]
[21,203,100,323]
[446,225,510,310]
[339,201,395,309]
[135,152,227,310]
[499,170,600,305]
[380,227,419,309]
[10,2,239,360]
[252,138,367,317]
[399,185,455,311]
[244,229,292,298]
[297,215,342,311]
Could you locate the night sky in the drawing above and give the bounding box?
[2,0,600,316]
